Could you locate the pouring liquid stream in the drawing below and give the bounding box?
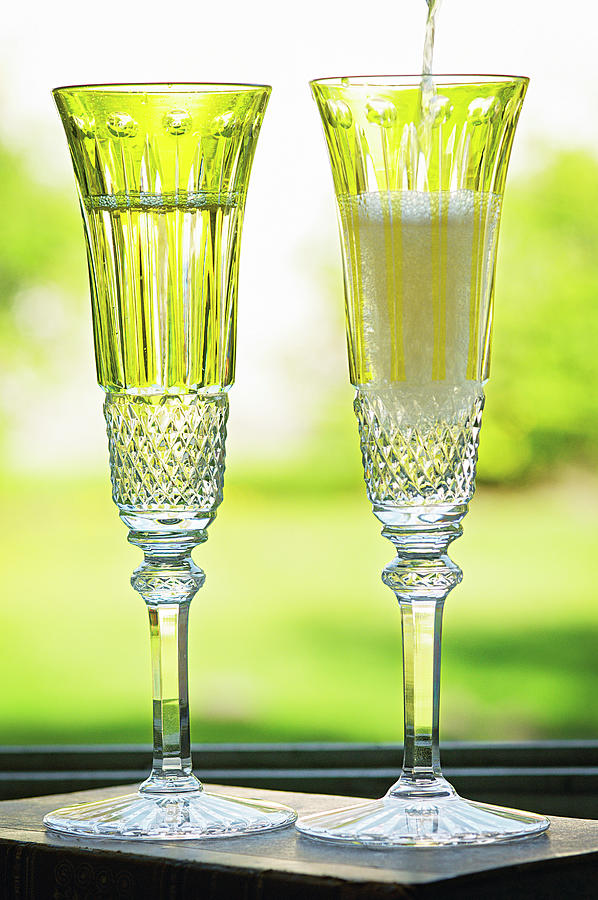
[419,0,443,155]
[422,0,441,77]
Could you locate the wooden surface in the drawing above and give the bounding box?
[0,783,597,898]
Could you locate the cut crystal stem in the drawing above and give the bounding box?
[127,531,206,794]
[398,598,444,782]
[144,601,196,792]
[382,517,462,800]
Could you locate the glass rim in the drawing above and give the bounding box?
[310,74,529,87]
[52,82,272,95]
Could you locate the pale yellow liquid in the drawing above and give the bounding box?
[338,190,501,418]
[81,191,241,393]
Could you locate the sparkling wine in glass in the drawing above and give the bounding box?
[44,83,297,839]
[296,75,550,847]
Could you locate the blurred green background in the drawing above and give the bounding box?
[0,140,596,746]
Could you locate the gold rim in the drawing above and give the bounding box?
[53,82,272,94]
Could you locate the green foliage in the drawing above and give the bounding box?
[480,151,598,481]
[0,473,596,743]
[0,143,596,745]
[0,139,84,391]
[0,142,82,302]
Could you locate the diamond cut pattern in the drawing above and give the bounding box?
[133,575,201,602]
[104,393,228,512]
[355,390,484,506]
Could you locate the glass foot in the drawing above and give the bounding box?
[296,793,549,848]
[44,789,297,840]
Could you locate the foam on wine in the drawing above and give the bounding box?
[338,189,501,422]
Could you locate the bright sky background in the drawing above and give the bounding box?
[1,0,596,468]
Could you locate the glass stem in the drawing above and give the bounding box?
[130,535,206,795]
[145,601,195,791]
[397,598,445,790]
[380,517,464,800]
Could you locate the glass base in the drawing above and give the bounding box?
[296,792,550,848]
[43,789,297,840]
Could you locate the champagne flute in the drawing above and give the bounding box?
[44,83,296,839]
[296,74,550,847]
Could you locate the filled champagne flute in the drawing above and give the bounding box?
[295,74,551,847]
[44,83,297,839]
